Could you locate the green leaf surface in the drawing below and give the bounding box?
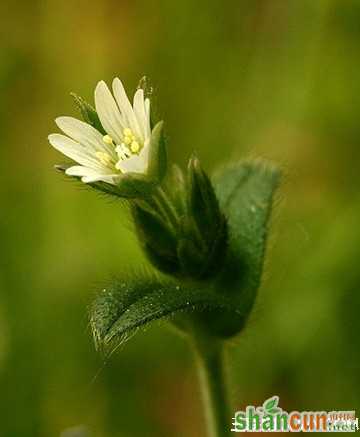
[213,160,281,310]
[181,160,280,337]
[90,277,237,355]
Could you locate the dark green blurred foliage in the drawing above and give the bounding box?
[0,0,360,436]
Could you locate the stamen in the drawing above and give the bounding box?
[123,128,133,137]
[96,151,113,166]
[124,136,132,145]
[130,141,140,153]
[103,134,114,145]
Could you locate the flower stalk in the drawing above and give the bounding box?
[194,337,231,437]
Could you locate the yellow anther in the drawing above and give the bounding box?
[103,135,114,145]
[96,151,112,166]
[123,128,133,136]
[124,136,132,145]
[130,141,140,153]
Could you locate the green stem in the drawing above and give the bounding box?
[193,338,231,437]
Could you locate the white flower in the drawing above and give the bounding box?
[49,78,152,185]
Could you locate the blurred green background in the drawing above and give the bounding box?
[1,0,359,436]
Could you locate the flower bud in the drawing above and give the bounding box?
[132,201,179,274]
[130,157,228,280]
[169,164,187,214]
[177,156,228,279]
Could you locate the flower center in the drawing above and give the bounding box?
[122,128,141,153]
[101,129,143,171]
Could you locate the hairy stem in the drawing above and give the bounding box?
[193,338,231,437]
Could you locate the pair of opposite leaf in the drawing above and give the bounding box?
[49,77,281,354]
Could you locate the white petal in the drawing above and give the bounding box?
[133,89,147,141]
[95,81,124,144]
[55,116,114,156]
[66,165,119,184]
[49,134,103,169]
[112,78,142,139]
[66,165,104,178]
[116,154,147,174]
[138,142,150,169]
[82,174,118,184]
[144,98,151,135]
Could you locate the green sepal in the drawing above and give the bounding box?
[70,93,106,135]
[188,155,222,239]
[177,156,228,279]
[55,164,157,199]
[168,164,187,214]
[132,201,180,274]
[177,230,205,277]
[113,172,157,198]
[147,121,167,183]
[177,214,228,280]
[198,213,228,278]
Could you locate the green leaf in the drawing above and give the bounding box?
[90,276,238,355]
[214,160,280,298]
[192,160,281,337]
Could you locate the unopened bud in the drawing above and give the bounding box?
[177,156,228,279]
[132,201,179,274]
